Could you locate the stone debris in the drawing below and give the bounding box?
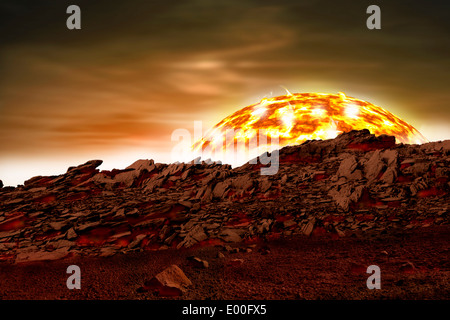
[0,130,448,263]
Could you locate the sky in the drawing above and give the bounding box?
[0,0,449,186]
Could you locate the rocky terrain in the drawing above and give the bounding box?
[0,129,448,299]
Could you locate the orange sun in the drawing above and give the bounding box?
[192,92,427,164]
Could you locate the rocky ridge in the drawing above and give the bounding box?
[0,129,448,264]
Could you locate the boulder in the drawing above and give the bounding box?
[212,181,230,198]
[143,265,192,296]
[336,154,363,180]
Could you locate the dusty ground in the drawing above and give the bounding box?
[0,225,448,300]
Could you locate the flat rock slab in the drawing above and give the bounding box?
[143,265,192,297]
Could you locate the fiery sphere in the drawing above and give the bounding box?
[192,92,427,164]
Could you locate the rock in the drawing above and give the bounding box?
[203,222,220,230]
[329,183,365,211]
[228,259,244,266]
[218,229,242,242]
[301,218,315,236]
[201,186,212,201]
[49,221,68,231]
[329,184,351,210]
[408,162,430,176]
[68,160,103,175]
[350,185,365,203]
[420,140,450,153]
[125,208,139,216]
[231,174,254,191]
[212,181,230,198]
[187,256,209,268]
[77,221,101,232]
[24,176,54,187]
[334,227,345,237]
[181,169,191,180]
[15,247,69,263]
[336,155,362,180]
[144,265,192,297]
[177,225,208,248]
[380,166,397,184]
[66,228,77,240]
[364,150,385,182]
[128,234,147,249]
[112,170,140,187]
[283,219,297,229]
[364,149,398,183]
[410,177,428,196]
[99,246,117,257]
[256,220,270,234]
[259,178,272,193]
[435,167,448,179]
[188,225,208,242]
[114,208,126,218]
[382,149,398,167]
[0,229,21,239]
[178,200,192,208]
[28,187,47,193]
[126,159,155,171]
[49,240,74,249]
[164,233,177,245]
[3,198,24,205]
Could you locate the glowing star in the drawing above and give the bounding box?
[192,92,428,165]
[345,104,360,118]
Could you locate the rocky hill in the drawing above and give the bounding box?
[0,129,448,264]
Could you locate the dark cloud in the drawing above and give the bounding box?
[0,0,449,185]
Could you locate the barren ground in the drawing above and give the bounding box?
[1,225,448,300]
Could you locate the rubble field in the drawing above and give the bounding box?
[0,129,448,299]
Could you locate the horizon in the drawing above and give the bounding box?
[2,128,448,188]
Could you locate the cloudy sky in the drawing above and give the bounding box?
[0,0,449,186]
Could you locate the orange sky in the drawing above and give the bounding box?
[0,0,449,186]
